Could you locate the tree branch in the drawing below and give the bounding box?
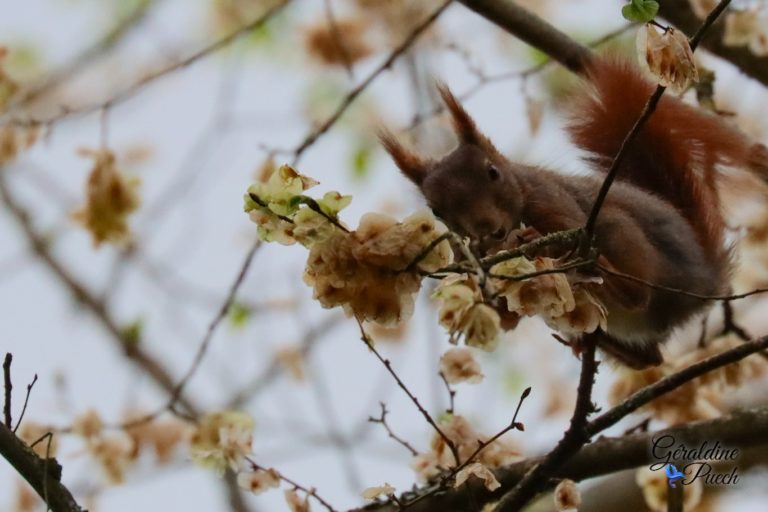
[493,337,597,511]
[457,0,593,74]
[355,406,768,512]
[290,0,452,164]
[0,422,84,512]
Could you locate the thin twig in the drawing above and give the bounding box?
[0,167,198,416]
[247,457,339,512]
[120,238,261,429]
[397,387,531,510]
[596,264,768,301]
[403,232,451,273]
[369,402,420,456]
[291,0,453,164]
[323,0,355,79]
[3,353,12,428]
[166,239,261,406]
[13,374,37,434]
[405,22,637,132]
[582,86,666,240]
[451,386,529,474]
[7,0,291,128]
[12,0,164,108]
[356,317,461,465]
[437,372,456,414]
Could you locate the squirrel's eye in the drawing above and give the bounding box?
[488,164,500,181]
[492,228,506,240]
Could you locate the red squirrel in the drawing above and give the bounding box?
[381,57,767,369]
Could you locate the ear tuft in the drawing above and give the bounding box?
[436,82,481,145]
[378,129,428,185]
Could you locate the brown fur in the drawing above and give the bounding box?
[381,58,763,369]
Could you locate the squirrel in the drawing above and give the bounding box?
[380,57,768,369]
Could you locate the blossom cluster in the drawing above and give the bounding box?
[245,165,453,325]
[432,256,607,352]
[411,414,522,486]
[189,410,313,510]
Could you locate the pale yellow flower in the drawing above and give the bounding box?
[89,432,136,484]
[237,468,281,495]
[461,304,501,351]
[361,483,396,500]
[190,411,254,474]
[72,409,104,439]
[440,347,484,384]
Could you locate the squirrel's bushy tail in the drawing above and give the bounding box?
[567,57,762,263]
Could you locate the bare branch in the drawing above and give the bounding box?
[3,353,12,429]
[356,317,461,466]
[0,422,84,512]
[291,0,453,164]
[368,402,420,457]
[586,334,768,436]
[14,373,38,434]
[493,337,598,511]
[6,0,291,128]
[355,407,768,512]
[0,170,197,416]
[457,0,593,74]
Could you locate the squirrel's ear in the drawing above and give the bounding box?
[437,82,481,145]
[379,129,429,185]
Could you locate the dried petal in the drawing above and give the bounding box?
[454,462,500,491]
[72,149,140,247]
[285,489,312,512]
[461,304,501,351]
[637,25,698,93]
[304,18,372,67]
[237,468,281,495]
[440,347,484,384]
[554,479,581,511]
[361,483,396,500]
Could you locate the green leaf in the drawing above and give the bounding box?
[351,144,373,179]
[121,318,144,346]
[228,302,251,329]
[621,0,659,23]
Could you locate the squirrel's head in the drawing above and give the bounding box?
[380,84,523,251]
